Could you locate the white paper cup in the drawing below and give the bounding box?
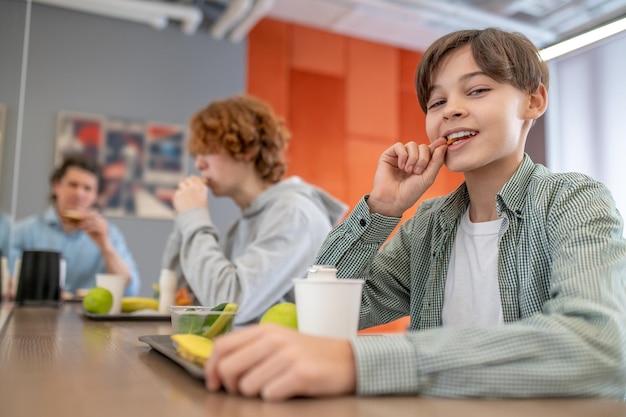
[1,257,9,298]
[59,259,67,291]
[12,257,21,299]
[96,273,126,314]
[293,278,364,339]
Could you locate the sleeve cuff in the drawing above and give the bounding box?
[351,334,420,395]
[344,197,401,243]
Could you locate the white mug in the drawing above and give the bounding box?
[12,257,22,299]
[59,259,67,291]
[1,256,9,299]
[96,273,126,314]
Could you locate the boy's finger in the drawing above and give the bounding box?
[429,136,447,151]
[424,144,447,178]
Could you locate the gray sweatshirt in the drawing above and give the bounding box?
[161,176,348,324]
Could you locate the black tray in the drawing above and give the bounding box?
[139,334,205,379]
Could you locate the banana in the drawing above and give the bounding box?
[121,297,159,313]
[171,334,214,366]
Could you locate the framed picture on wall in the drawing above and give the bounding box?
[144,122,186,184]
[54,111,104,166]
[54,111,188,219]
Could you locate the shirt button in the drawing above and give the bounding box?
[359,219,366,227]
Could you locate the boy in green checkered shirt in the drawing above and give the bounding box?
[203,28,626,401]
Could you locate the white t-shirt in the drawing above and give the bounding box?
[441,209,504,327]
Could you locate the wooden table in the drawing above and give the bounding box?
[1,303,625,417]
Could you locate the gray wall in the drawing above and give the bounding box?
[0,0,27,215]
[526,115,546,166]
[12,4,242,295]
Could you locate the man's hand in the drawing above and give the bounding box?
[205,324,356,401]
[77,210,132,287]
[78,211,110,249]
[173,176,209,214]
[367,138,447,217]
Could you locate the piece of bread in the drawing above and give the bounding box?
[62,210,84,225]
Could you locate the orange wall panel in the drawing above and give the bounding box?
[345,136,393,208]
[399,49,421,93]
[422,166,464,201]
[346,38,399,140]
[248,18,464,228]
[247,19,290,120]
[399,90,427,144]
[286,70,347,202]
[291,25,346,77]
[399,49,427,144]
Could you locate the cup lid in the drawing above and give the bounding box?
[307,264,337,274]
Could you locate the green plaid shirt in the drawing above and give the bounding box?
[316,155,626,398]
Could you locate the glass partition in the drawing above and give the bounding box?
[0,0,29,272]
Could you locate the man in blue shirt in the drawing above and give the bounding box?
[11,155,140,297]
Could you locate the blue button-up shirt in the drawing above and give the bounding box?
[11,206,140,295]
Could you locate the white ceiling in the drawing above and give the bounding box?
[263,0,626,51]
[34,0,626,51]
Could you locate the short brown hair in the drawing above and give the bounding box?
[188,95,290,183]
[415,28,549,113]
[49,154,104,202]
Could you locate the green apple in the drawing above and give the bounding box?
[260,302,298,329]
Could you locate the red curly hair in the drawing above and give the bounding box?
[187,95,291,183]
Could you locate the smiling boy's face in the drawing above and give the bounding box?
[425,45,545,177]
